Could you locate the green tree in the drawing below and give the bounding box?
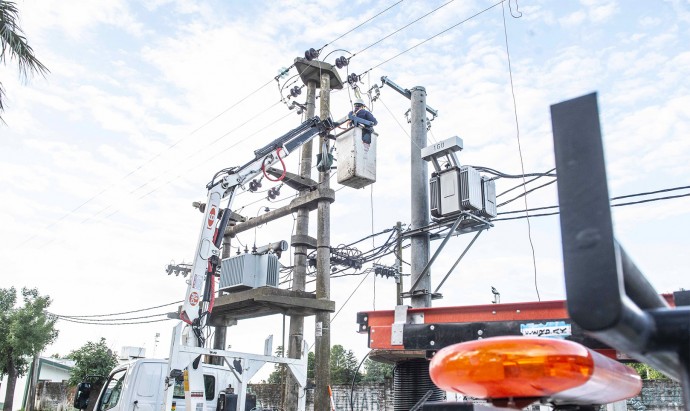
[0,287,58,411]
[362,359,394,382]
[66,338,118,386]
[630,363,668,380]
[66,338,118,411]
[0,0,49,122]
[329,345,362,385]
[265,346,286,384]
[307,351,314,380]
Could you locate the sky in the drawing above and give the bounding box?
[1,0,690,383]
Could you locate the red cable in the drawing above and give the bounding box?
[262,148,286,182]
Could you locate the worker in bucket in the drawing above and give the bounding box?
[348,98,377,144]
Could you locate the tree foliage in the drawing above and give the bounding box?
[0,0,49,121]
[630,362,668,380]
[66,338,119,386]
[0,287,58,411]
[265,345,364,385]
[265,346,286,384]
[329,345,362,385]
[362,359,394,382]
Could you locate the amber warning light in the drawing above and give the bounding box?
[429,337,642,409]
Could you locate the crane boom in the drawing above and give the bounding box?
[180,116,332,329]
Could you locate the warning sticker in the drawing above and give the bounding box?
[192,274,203,289]
[190,391,204,398]
[189,292,200,306]
[315,322,323,337]
[520,321,571,339]
[207,206,217,229]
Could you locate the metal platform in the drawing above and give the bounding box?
[210,287,334,326]
[358,296,677,361]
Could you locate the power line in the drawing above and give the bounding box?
[500,0,539,301]
[360,0,504,76]
[321,0,404,50]
[493,191,690,221]
[611,185,690,201]
[349,0,457,61]
[497,167,556,198]
[21,4,404,245]
[53,312,171,322]
[52,300,182,318]
[55,316,175,326]
[497,179,557,208]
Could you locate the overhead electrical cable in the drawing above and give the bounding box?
[497,179,557,208]
[359,0,504,76]
[21,3,404,246]
[349,0,457,61]
[499,0,539,301]
[52,312,169,322]
[52,300,182,318]
[55,317,174,326]
[494,191,690,221]
[321,0,404,51]
[497,167,556,198]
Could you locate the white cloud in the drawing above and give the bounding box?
[1,0,689,369]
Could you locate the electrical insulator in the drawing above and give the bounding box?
[249,179,262,192]
[277,66,290,78]
[304,48,319,61]
[347,73,359,85]
[267,186,281,200]
[335,56,348,69]
[290,86,301,98]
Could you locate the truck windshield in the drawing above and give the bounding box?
[97,369,127,411]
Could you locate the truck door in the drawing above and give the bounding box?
[131,362,166,411]
[96,368,128,411]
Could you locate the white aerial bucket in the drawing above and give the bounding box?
[335,126,377,189]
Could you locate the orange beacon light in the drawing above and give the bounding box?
[429,337,642,408]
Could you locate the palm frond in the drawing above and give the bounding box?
[0,0,49,80]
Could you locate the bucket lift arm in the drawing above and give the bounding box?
[180,116,333,332]
[168,116,332,411]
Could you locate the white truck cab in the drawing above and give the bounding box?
[91,359,238,411]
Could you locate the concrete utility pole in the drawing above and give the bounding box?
[409,87,431,308]
[284,79,317,408]
[396,221,404,306]
[314,71,332,411]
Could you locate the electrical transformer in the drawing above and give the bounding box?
[219,253,280,291]
[423,136,497,219]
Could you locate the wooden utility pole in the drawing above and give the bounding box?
[284,79,317,408]
[314,71,332,411]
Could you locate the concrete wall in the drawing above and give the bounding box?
[626,380,684,410]
[248,380,683,411]
[248,382,393,411]
[34,382,76,411]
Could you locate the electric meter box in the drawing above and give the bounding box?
[336,127,377,189]
[219,253,280,291]
[430,165,483,217]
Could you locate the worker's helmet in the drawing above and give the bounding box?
[354,98,366,107]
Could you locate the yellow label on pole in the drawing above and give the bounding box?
[183,369,189,393]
